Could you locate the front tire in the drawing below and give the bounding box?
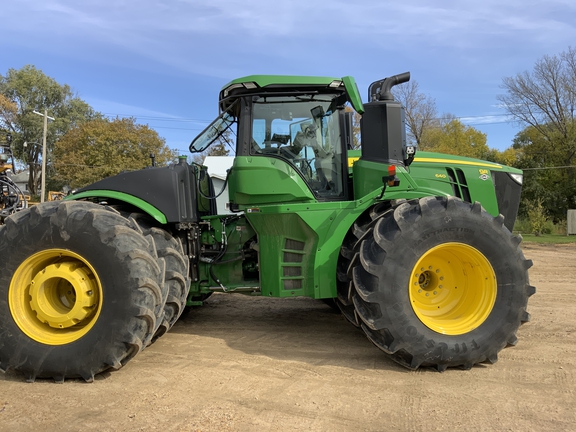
[0,201,164,382]
[348,197,535,371]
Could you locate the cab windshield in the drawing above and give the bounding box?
[251,94,345,199]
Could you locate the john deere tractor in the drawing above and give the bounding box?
[0,72,534,382]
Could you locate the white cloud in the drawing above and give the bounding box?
[88,98,184,120]
[459,115,512,125]
[6,1,575,51]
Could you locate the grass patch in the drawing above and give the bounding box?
[519,234,576,244]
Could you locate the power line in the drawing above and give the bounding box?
[99,111,516,126]
[100,112,211,123]
[523,165,576,171]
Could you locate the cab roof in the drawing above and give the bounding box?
[219,75,364,114]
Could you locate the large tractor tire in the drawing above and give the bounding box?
[145,227,189,338]
[336,200,398,326]
[343,196,535,371]
[116,210,190,340]
[0,201,164,382]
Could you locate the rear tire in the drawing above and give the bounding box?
[143,226,189,339]
[346,197,535,371]
[0,201,164,382]
[116,210,190,341]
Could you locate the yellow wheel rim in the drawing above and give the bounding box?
[409,242,496,335]
[8,249,103,345]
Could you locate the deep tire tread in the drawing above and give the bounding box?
[339,196,533,371]
[126,215,190,340]
[0,201,163,382]
[336,202,395,327]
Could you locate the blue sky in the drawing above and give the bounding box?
[2,0,576,155]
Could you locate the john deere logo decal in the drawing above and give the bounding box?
[479,169,489,181]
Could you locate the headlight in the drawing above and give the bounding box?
[509,173,523,185]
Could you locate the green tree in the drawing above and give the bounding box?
[0,65,97,196]
[53,117,177,188]
[497,47,576,219]
[420,119,491,159]
[525,198,550,236]
[509,126,575,221]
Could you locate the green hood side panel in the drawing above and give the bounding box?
[350,151,520,218]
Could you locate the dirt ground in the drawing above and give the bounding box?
[1,243,575,431]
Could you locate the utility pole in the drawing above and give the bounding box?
[33,110,55,202]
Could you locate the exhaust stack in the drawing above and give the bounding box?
[361,72,415,166]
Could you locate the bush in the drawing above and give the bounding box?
[555,219,567,235]
[525,198,550,236]
[513,217,531,234]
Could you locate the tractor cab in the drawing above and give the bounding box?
[190,76,365,206]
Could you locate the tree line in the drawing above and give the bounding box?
[0,65,175,198]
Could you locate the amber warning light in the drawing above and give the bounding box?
[386,165,400,187]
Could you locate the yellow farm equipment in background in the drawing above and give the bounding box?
[48,191,65,201]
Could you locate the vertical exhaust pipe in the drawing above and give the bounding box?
[368,72,411,101]
[361,72,415,167]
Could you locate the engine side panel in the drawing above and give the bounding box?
[72,162,199,224]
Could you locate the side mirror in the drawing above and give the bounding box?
[311,106,325,119]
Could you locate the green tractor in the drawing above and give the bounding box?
[0,72,534,382]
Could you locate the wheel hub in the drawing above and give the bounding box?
[28,262,98,329]
[409,242,496,335]
[8,249,103,345]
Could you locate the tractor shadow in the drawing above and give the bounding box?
[169,293,410,373]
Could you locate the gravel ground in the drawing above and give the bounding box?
[1,243,575,431]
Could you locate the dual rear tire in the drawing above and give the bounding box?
[0,201,188,382]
